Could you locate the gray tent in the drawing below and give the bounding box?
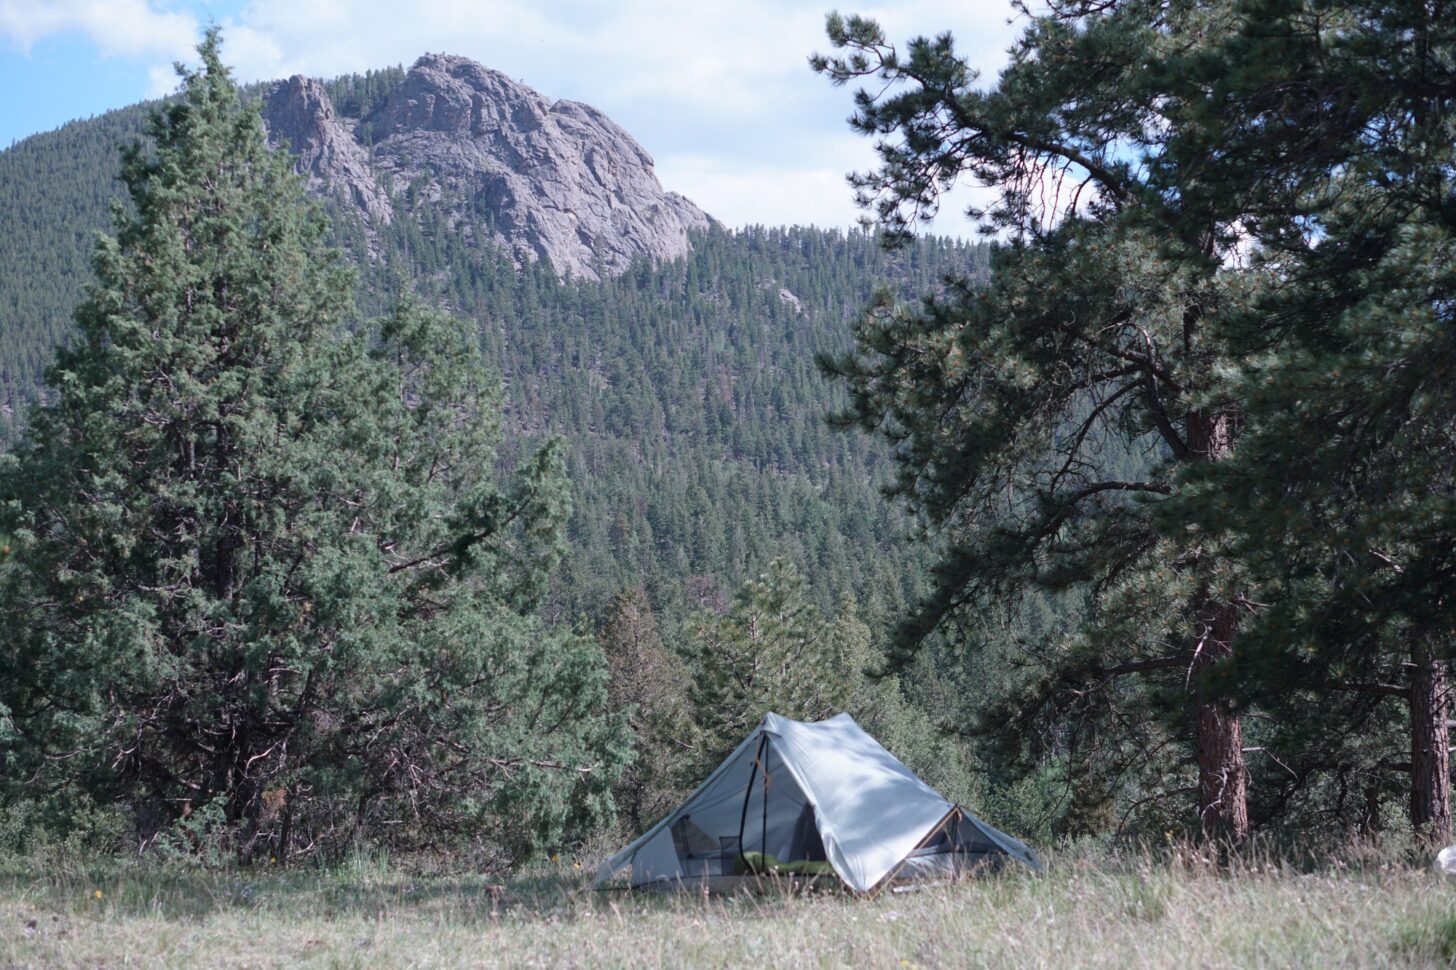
[595,712,1040,893]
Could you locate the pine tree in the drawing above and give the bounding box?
[687,559,860,766]
[815,8,1259,841]
[599,588,699,833]
[1149,0,1456,840]
[816,0,1456,844]
[0,32,624,862]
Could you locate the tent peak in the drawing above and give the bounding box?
[760,710,856,733]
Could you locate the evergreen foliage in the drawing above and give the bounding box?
[1150,0,1456,840]
[685,560,979,804]
[814,0,1456,844]
[814,6,1262,842]
[0,34,624,863]
[598,588,699,834]
[687,558,864,764]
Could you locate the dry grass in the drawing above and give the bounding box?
[2,848,1454,968]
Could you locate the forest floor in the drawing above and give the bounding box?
[1,847,1454,968]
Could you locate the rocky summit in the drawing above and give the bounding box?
[264,76,393,228]
[262,54,712,280]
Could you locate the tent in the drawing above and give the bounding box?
[595,712,1040,893]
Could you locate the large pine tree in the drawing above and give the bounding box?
[817,0,1456,844]
[815,7,1259,841]
[1153,0,1456,840]
[0,32,624,863]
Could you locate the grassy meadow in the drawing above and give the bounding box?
[3,846,1456,968]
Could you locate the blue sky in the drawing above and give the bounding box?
[0,1,1020,232]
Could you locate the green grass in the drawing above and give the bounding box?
[2,848,1454,968]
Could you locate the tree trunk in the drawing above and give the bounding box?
[1410,638,1451,841]
[1360,783,1383,841]
[1191,597,1249,843]
[1185,407,1249,844]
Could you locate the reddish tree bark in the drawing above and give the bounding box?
[1410,639,1451,841]
[1189,598,1249,842]
[1186,408,1249,844]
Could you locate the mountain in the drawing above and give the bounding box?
[263,74,393,227]
[0,57,989,633]
[263,54,711,278]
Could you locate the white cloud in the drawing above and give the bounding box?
[0,0,196,60]
[147,62,179,96]
[660,154,870,231]
[213,22,286,80]
[661,147,1000,239]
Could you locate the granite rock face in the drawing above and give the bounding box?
[263,76,392,227]
[262,55,712,280]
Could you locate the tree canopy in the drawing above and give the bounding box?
[816,2,1260,841]
[816,0,1456,842]
[0,32,624,863]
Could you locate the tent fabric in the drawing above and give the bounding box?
[595,712,1040,893]
[957,813,1040,871]
[761,712,955,892]
[598,724,764,885]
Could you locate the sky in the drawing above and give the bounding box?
[0,0,1023,235]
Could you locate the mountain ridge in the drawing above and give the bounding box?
[0,57,989,631]
[262,53,712,279]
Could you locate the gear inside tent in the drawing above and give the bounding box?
[595,712,1040,893]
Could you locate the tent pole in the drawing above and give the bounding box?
[761,741,770,860]
[737,735,767,874]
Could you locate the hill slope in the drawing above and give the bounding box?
[0,59,989,625]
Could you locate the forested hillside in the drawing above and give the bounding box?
[0,100,159,435]
[0,88,987,632]
[0,45,1019,867]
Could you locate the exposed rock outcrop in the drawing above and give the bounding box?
[263,76,392,227]
[368,54,710,280]
[260,55,712,281]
